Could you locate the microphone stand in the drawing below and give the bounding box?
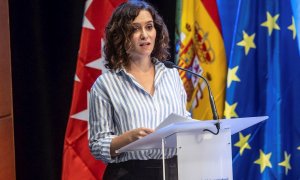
[163,61,220,135]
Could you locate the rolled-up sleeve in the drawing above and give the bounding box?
[88,86,117,163]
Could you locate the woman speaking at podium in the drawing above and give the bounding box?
[89,1,190,179]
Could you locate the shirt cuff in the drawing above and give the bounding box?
[101,135,118,163]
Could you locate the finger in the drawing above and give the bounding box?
[138,130,148,136]
[142,128,154,134]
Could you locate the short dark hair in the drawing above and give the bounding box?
[104,1,170,70]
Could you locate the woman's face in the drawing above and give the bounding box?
[128,10,156,59]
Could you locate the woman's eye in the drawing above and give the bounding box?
[146,25,153,30]
[133,26,139,31]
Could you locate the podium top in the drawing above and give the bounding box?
[117,114,268,153]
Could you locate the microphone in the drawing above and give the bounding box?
[162,60,220,135]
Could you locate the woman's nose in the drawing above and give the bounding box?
[140,28,148,39]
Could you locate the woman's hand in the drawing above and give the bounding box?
[126,127,154,142]
[110,127,154,157]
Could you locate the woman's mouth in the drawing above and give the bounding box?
[139,42,151,46]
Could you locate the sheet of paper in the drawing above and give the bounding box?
[117,116,268,153]
[155,113,191,130]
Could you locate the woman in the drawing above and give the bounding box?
[89,1,189,179]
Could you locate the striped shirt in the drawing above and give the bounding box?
[88,60,190,163]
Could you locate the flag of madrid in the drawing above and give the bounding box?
[62,0,126,179]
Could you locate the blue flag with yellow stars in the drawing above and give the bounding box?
[218,0,300,179]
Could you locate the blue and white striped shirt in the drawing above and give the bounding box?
[89,60,190,163]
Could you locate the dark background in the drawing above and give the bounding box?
[9,0,175,179]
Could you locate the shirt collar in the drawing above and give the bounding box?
[115,57,167,74]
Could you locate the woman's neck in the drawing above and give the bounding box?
[126,56,154,73]
[126,56,156,96]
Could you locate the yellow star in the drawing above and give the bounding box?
[287,17,296,39]
[224,101,238,119]
[297,146,300,150]
[278,151,292,175]
[261,12,280,36]
[234,132,251,155]
[227,66,241,88]
[254,149,272,173]
[237,31,256,55]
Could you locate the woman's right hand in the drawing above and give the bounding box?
[110,127,154,157]
[126,127,154,142]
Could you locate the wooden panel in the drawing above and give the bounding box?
[0,0,12,117]
[0,116,15,180]
[0,0,15,179]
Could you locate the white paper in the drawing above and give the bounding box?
[155,113,192,130]
[117,115,268,153]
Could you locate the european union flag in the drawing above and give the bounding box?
[218,0,300,179]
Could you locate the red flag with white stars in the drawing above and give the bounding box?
[62,0,126,179]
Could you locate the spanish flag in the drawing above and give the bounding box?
[175,0,227,120]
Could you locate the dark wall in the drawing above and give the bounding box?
[150,0,176,60]
[9,0,84,179]
[9,0,175,179]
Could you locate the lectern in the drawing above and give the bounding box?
[117,114,268,180]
